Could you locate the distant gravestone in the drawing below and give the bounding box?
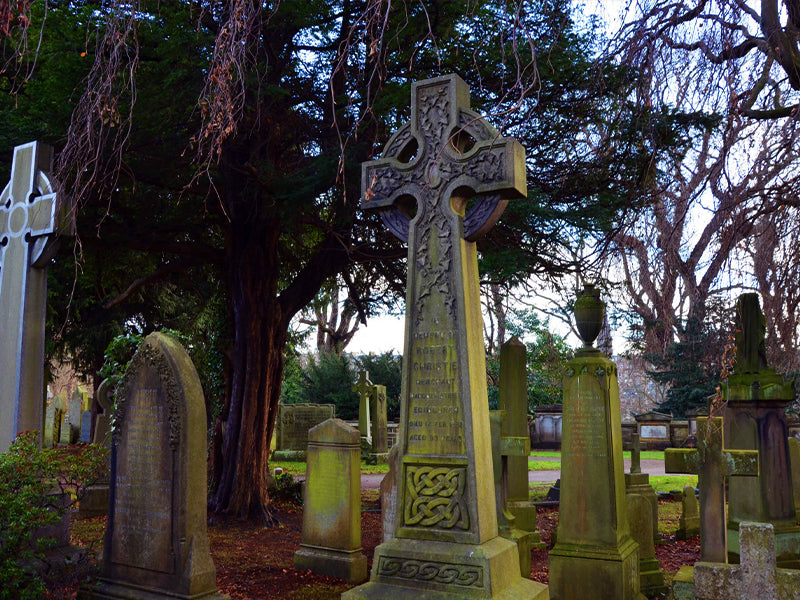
[92,378,113,446]
[549,284,643,600]
[724,293,800,567]
[79,410,93,443]
[294,418,367,583]
[370,384,388,456]
[665,416,759,562]
[676,485,700,540]
[625,432,658,540]
[81,332,226,600]
[352,371,373,443]
[0,141,69,451]
[344,74,546,600]
[43,400,63,448]
[274,403,335,459]
[498,337,540,536]
[626,493,667,596]
[67,387,86,443]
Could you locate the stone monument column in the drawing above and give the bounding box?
[549,284,644,600]
[343,74,546,600]
[724,293,800,567]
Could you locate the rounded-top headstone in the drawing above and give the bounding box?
[574,283,605,347]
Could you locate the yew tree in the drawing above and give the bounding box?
[2,0,658,521]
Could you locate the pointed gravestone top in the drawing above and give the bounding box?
[0,141,71,451]
[734,293,768,374]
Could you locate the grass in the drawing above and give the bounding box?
[528,460,561,470]
[529,475,698,502]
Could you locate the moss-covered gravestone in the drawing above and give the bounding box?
[344,74,546,600]
[789,437,800,518]
[624,433,658,541]
[676,485,700,540]
[723,293,800,567]
[626,493,666,596]
[294,418,367,583]
[549,284,644,600]
[0,142,70,452]
[80,332,227,600]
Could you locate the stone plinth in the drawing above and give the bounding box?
[79,333,227,600]
[548,345,643,600]
[294,418,367,583]
[626,493,666,596]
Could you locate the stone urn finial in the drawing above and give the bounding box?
[574,283,605,348]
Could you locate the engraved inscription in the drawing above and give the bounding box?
[406,329,465,455]
[377,556,484,588]
[641,425,668,440]
[111,388,173,572]
[404,466,469,530]
[563,389,607,458]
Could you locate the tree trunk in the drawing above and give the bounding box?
[209,220,286,523]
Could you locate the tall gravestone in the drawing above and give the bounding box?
[80,332,227,600]
[723,293,800,567]
[294,418,368,583]
[344,74,547,600]
[0,141,70,451]
[367,383,389,464]
[353,371,374,443]
[624,433,658,540]
[498,336,539,534]
[549,284,644,600]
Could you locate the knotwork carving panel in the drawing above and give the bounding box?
[404,466,469,530]
[377,556,484,588]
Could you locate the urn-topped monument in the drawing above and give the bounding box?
[549,284,644,600]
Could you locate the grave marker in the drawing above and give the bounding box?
[789,437,800,518]
[665,416,759,562]
[344,74,546,600]
[723,293,800,567]
[625,432,658,540]
[549,283,644,600]
[367,383,389,464]
[676,485,700,540]
[0,141,70,451]
[352,371,373,443]
[273,402,335,460]
[81,332,226,600]
[626,493,667,596]
[294,418,367,583]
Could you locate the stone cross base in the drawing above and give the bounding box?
[676,522,800,600]
[625,473,659,541]
[506,500,545,548]
[294,545,368,584]
[727,520,800,569]
[342,537,548,600]
[82,580,229,600]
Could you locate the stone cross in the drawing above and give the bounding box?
[351,370,373,441]
[630,432,641,474]
[0,142,69,451]
[665,417,759,562]
[345,75,545,600]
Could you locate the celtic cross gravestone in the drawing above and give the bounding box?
[344,74,546,600]
[0,142,69,451]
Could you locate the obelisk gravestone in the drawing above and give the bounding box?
[0,141,70,451]
[343,74,546,600]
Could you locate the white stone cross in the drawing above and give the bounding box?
[0,142,68,451]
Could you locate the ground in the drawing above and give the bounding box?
[56,492,700,600]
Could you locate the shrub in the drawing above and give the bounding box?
[0,431,108,599]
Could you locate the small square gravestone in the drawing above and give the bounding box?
[80,332,227,600]
[294,418,367,583]
[273,403,335,460]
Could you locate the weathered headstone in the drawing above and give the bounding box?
[489,410,538,579]
[273,402,335,460]
[80,380,112,516]
[549,283,644,600]
[665,416,759,562]
[352,371,373,443]
[369,384,389,458]
[498,337,539,536]
[723,293,800,567]
[625,432,658,540]
[634,410,672,450]
[43,399,63,448]
[0,141,69,451]
[344,74,546,600]
[294,418,367,583]
[80,410,93,443]
[789,437,800,518]
[380,444,401,543]
[676,485,700,540]
[67,386,86,443]
[80,332,226,600]
[690,522,800,600]
[626,493,667,596]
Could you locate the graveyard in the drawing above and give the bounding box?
[3,2,800,600]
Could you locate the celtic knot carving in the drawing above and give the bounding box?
[377,557,484,588]
[415,200,455,325]
[404,466,469,530]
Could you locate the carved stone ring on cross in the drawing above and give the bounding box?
[368,115,507,243]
